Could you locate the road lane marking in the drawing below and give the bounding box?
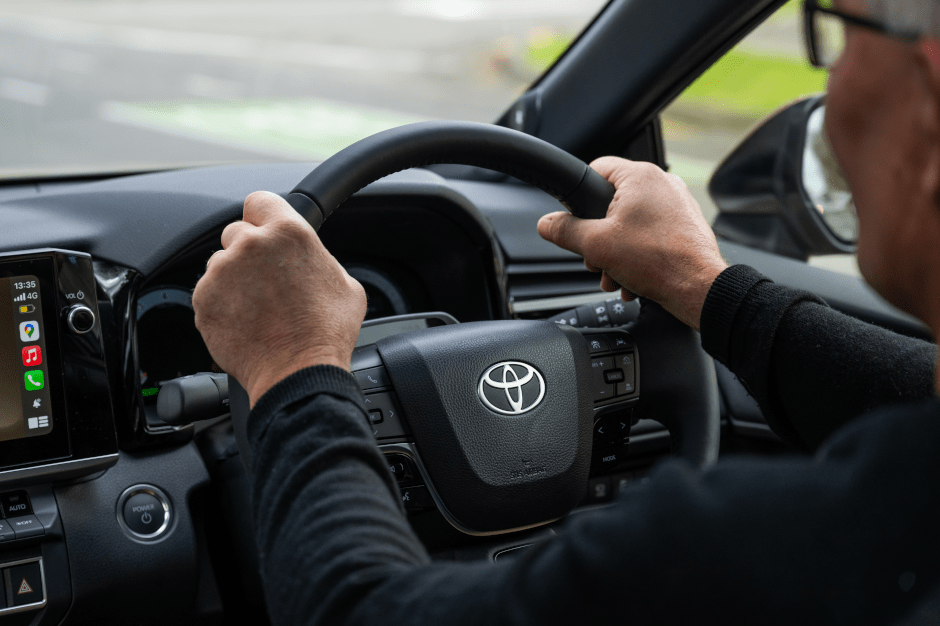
[100,97,426,159]
[0,77,48,106]
[393,0,606,21]
[184,74,245,99]
[0,12,460,75]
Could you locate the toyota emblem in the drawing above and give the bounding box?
[477,362,545,415]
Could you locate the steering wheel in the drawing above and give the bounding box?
[229,121,720,535]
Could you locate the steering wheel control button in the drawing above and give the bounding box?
[385,454,418,487]
[604,369,624,384]
[66,304,96,334]
[0,520,15,542]
[117,485,171,541]
[400,485,434,511]
[588,476,611,503]
[586,335,609,354]
[614,354,637,396]
[592,443,627,474]
[606,334,634,350]
[7,562,43,607]
[363,392,410,439]
[593,417,618,447]
[1,492,31,517]
[614,412,632,439]
[8,515,44,540]
[368,410,384,425]
[355,366,391,391]
[591,357,614,401]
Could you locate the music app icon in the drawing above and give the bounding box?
[22,346,42,367]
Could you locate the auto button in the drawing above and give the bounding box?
[1,491,31,517]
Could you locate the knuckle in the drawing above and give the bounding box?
[277,217,311,240]
[240,231,262,249]
[633,161,663,182]
[665,172,688,189]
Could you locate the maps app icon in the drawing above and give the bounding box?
[19,321,39,342]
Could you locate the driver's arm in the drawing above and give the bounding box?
[537,157,937,451]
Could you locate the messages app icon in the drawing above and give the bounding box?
[19,321,39,342]
[24,370,44,391]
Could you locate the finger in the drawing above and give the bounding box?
[589,156,633,186]
[220,220,254,249]
[537,211,598,256]
[205,249,225,270]
[621,287,638,301]
[243,191,299,227]
[584,259,601,273]
[600,272,620,293]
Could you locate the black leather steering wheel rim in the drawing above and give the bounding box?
[284,120,617,230]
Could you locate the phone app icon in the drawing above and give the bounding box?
[22,346,41,366]
[19,321,39,342]
[24,370,44,391]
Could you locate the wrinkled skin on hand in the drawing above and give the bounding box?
[538,157,728,331]
[193,191,367,407]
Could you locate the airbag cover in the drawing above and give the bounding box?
[376,320,592,533]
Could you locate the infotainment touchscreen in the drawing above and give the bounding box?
[0,276,53,443]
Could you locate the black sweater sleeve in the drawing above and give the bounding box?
[700,264,937,450]
[249,364,940,626]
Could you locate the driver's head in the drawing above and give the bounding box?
[825,0,940,326]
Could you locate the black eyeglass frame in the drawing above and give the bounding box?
[803,0,921,68]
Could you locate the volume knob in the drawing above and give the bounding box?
[67,305,96,334]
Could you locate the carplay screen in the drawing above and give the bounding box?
[0,276,53,443]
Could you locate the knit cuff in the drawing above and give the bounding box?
[249,365,366,445]
[700,265,770,365]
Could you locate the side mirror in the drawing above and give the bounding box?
[708,96,857,261]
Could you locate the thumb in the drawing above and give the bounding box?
[537,211,593,256]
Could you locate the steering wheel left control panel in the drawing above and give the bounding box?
[0,249,118,487]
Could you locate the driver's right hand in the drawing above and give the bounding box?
[537,156,728,331]
[192,191,367,408]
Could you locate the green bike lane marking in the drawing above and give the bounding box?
[101,98,427,160]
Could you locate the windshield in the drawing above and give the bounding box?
[0,0,608,179]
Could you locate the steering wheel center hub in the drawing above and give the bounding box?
[376,320,593,534]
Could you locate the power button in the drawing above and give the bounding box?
[116,485,171,541]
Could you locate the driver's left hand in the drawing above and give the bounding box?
[193,191,367,407]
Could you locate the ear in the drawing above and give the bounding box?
[920,39,940,79]
[914,40,940,195]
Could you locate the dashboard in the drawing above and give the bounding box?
[0,160,914,625]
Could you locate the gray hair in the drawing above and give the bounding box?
[866,0,940,37]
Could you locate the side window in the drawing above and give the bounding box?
[662,0,826,225]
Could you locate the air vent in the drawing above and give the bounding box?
[507,262,608,318]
